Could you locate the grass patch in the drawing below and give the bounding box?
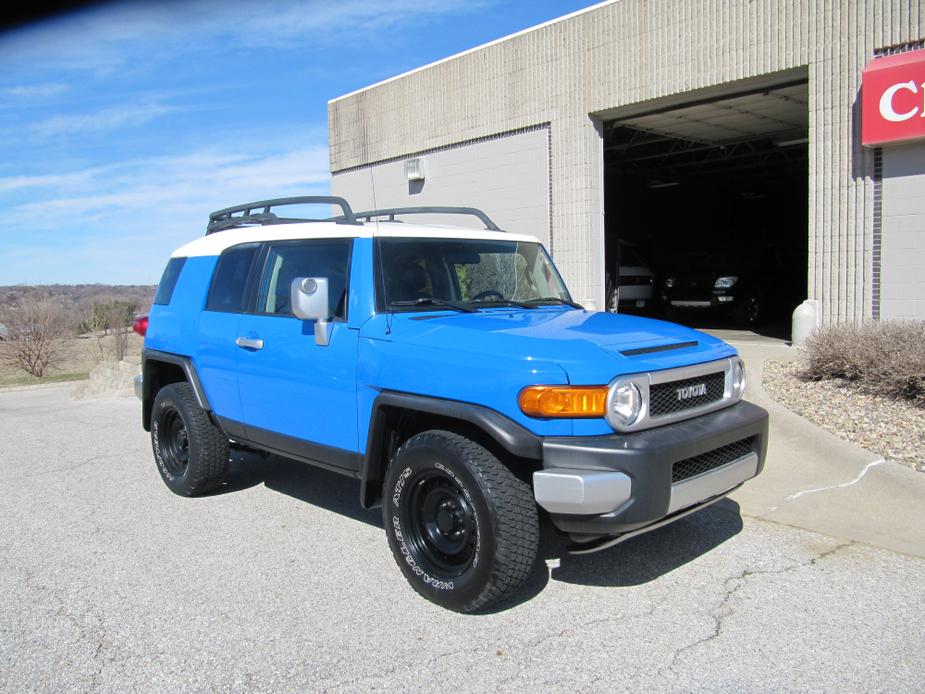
[801,321,925,406]
[0,371,90,389]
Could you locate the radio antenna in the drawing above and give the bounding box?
[368,164,392,336]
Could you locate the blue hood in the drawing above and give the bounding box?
[383,308,736,384]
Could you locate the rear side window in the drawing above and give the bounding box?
[153,257,187,305]
[206,244,259,313]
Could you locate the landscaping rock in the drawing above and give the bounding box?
[763,359,925,472]
[72,359,140,399]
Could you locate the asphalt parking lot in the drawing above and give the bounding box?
[1,385,923,692]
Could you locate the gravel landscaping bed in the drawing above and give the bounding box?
[763,359,925,472]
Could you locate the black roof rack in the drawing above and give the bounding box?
[206,196,357,234]
[350,206,501,231]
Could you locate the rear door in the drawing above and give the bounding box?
[235,238,359,469]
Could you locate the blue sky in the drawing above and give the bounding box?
[0,0,596,285]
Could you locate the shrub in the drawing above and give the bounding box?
[800,321,925,405]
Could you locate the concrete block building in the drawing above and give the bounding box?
[328,0,925,323]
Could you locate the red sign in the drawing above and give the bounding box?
[862,48,925,147]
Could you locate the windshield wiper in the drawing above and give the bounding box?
[522,297,584,309]
[469,298,535,309]
[391,297,478,313]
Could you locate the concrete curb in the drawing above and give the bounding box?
[0,379,88,394]
[727,340,925,558]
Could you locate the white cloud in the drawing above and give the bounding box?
[0,0,494,74]
[30,100,180,138]
[11,145,330,219]
[0,169,98,194]
[0,141,333,282]
[0,83,69,101]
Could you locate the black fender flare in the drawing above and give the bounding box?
[360,391,542,508]
[141,349,211,430]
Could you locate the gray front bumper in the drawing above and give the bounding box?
[533,400,768,540]
[133,374,143,401]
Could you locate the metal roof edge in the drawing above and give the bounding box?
[328,0,618,105]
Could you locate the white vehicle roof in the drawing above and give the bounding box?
[171,221,543,258]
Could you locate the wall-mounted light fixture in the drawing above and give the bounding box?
[405,158,425,181]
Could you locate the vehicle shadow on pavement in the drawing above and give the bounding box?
[216,450,744,608]
[264,456,384,527]
[206,450,384,526]
[484,502,742,612]
[546,499,744,588]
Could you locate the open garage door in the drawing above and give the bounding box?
[603,79,809,337]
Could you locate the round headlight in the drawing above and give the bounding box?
[665,277,676,288]
[732,358,747,399]
[610,382,642,428]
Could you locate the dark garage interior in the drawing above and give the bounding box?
[603,79,809,335]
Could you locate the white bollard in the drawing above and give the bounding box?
[791,299,819,347]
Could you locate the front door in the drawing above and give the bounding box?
[235,238,359,470]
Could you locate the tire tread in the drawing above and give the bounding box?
[389,430,539,612]
[153,382,229,496]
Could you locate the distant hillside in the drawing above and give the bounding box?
[0,284,157,315]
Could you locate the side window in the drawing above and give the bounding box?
[206,244,259,313]
[153,257,187,305]
[257,239,352,319]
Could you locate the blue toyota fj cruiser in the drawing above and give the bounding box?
[136,196,768,612]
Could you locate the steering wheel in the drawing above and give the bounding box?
[470,289,505,302]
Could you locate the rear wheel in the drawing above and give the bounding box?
[151,383,229,496]
[383,430,539,612]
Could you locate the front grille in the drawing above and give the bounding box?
[650,371,725,417]
[672,437,755,484]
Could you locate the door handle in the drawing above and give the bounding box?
[235,336,264,350]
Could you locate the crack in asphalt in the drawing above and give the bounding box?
[1,560,110,690]
[321,640,487,692]
[658,541,854,680]
[12,453,125,481]
[499,598,670,691]
[320,597,672,692]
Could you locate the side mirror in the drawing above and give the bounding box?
[290,277,334,346]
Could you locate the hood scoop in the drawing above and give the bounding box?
[618,340,698,357]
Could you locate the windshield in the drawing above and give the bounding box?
[377,238,572,311]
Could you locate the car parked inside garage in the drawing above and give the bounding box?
[662,246,805,326]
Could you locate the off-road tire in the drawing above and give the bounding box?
[151,382,229,496]
[383,430,539,612]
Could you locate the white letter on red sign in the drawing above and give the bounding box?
[879,80,919,122]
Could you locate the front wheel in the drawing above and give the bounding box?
[383,431,539,612]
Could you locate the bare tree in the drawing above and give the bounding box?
[81,303,109,361]
[112,320,129,361]
[0,299,72,377]
[78,299,136,362]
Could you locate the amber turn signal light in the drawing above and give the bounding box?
[518,385,608,418]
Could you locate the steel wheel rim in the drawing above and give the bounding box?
[403,469,477,577]
[161,409,190,477]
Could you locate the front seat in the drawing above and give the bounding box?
[390,261,429,302]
